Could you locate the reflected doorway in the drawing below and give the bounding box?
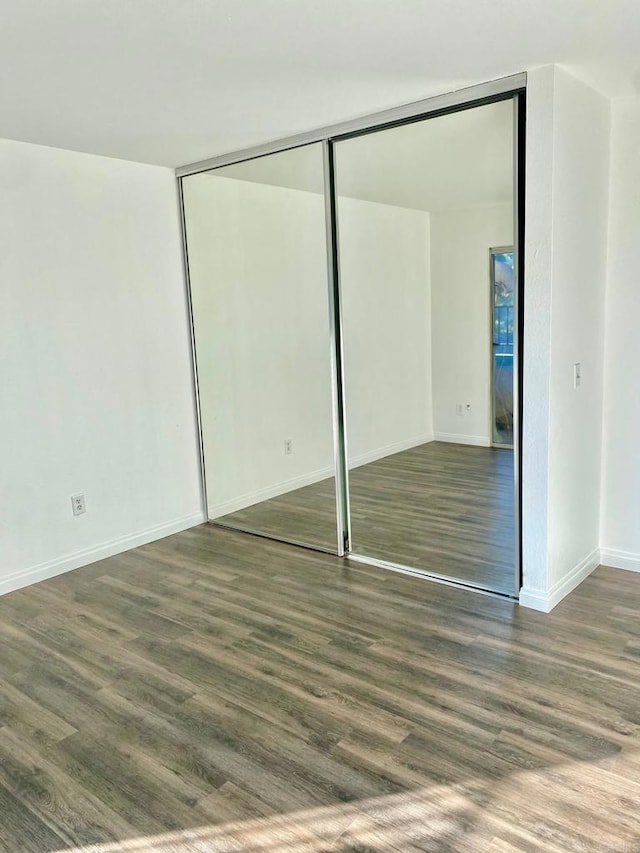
[491,248,515,448]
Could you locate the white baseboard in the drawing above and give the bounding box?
[0,511,205,599]
[433,432,491,448]
[519,548,600,612]
[600,548,640,573]
[518,587,550,612]
[209,433,434,518]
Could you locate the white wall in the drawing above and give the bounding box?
[182,175,433,517]
[521,66,611,610]
[430,204,513,445]
[600,97,640,572]
[546,69,610,595]
[0,139,203,595]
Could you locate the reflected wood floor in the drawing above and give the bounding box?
[0,526,639,851]
[219,441,516,594]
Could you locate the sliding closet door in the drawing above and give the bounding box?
[181,143,339,551]
[333,99,518,594]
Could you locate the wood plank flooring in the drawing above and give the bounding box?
[0,525,638,851]
[219,441,516,594]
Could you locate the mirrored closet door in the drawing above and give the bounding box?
[333,99,518,595]
[179,81,523,597]
[181,143,340,552]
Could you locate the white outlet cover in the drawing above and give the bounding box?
[71,493,86,516]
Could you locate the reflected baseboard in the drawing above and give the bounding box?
[208,465,335,519]
[349,433,434,469]
[433,432,491,447]
[208,433,435,519]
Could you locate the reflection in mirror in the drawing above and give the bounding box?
[491,248,515,447]
[181,143,338,551]
[335,99,517,594]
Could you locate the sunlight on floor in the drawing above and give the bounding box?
[59,757,640,853]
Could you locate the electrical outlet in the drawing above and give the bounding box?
[465,403,472,413]
[284,438,293,455]
[71,493,86,516]
[456,404,464,416]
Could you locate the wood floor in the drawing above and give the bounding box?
[219,441,516,594]
[0,525,638,851]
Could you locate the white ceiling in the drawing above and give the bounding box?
[0,0,638,167]
[213,100,513,212]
